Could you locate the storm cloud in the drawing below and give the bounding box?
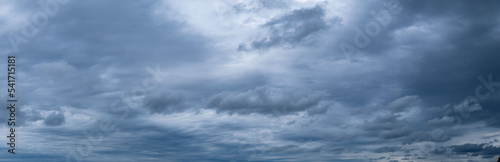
[1,0,500,161]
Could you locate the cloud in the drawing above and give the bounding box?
[239,5,335,51]
[263,144,323,153]
[232,0,288,13]
[450,143,500,159]
[402,131,450,145]
[207,86,328,115]
[306,101,333,115]
[44,112,65,126]
[386,95,421,112]
[363,113,404,131]
[426,116,455,127]
[452,97,482,115]
[373,146,401,153]
[2,0,500,161]
[430,147,447,154]
[0,105,45,127]
[32,60,77,77]
[143,91,185,114]
[379,128,411,139]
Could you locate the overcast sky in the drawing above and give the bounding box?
[1,0,500,161]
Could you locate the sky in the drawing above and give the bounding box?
[1,0,500,161]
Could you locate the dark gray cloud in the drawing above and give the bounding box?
[143,91,185,114]
[207,86,328,115]
[401,131,450,145]
[431,147,447,155]
[0,104,43,127]
[239,5,335,51]
[386,95,420,112]
[2,0,500,161]
[43,112,65,126]
[363,113,405,131]
[378,128,411,139]
[374,146,401,153]
[450,143,500,159]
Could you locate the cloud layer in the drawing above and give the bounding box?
[1,0,500,161]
